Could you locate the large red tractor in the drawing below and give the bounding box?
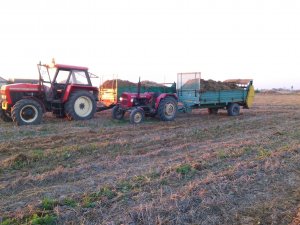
[0,62,99,125]
[112,80,178,124]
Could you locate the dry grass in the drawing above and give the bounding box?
[0,93,300,224]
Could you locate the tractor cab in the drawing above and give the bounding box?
[38,62,94,102]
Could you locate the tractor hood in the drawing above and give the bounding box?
[1,83,42,105]
[121,92,153,99]
[1,83,40,92]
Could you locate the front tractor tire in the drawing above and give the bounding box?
[11,99,43,126]
[65,91,96,121]
[130,108,145,124]
[112,105,125,120]
[158,97,178,121]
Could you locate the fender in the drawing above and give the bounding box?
[155,93,178,109]
[245,84,255,108]
[62,84,99,103]
[22,96,47,112]
[137,106,145,111]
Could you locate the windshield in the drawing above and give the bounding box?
[55,70,70,84]
[38,65,50,83]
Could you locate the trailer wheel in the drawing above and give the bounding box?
[158,97,177,121]
[130,108,145,124]
[11,99,43,125]
[65,91,96,121]
[227,103,240,116]
[112,105,125,120]
[208,108,218,115]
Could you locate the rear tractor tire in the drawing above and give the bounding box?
[130,108,145,124]
[227,103,240,116]
[65,91,96,121]
[112,105,125,120]
[11,99,43,125]
[158,97,177,121]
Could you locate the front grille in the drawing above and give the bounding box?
[121,100,128,105]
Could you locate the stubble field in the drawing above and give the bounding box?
[0,93,300,225]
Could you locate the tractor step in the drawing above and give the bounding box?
[51,100,64,116]
[51,99,63,104]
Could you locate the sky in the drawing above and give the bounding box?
[0,0,299,89]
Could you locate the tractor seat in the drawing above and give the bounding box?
[43,85,53,101]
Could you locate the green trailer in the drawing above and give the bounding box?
[177,72,255,116]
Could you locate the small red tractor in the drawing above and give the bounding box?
[0,61,99,125]
[112,80,178,124]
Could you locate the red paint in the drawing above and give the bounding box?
[155,93,178,109]
[62,84,98,103]
[2,83,40,104]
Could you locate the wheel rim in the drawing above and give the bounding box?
[74,96,93,117]
[133,112,142,123]
[233,106,239,114]
[164,103,175,117]
[20,105,38,123]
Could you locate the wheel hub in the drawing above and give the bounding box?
[165,103,175,116]
[20,105,38,122]
[79,103,85,110]
[74,96,92,117]
[23,108,34,117]
[134,112,142,123]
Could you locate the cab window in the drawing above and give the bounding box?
[69,71,89,85]
[56,70,70,84]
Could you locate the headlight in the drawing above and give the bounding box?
[119,97,123,101]
[130,98,134,103]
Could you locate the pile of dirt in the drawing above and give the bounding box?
[101,79,166,88]
[101,79,135,88]
[182,79,238,91]
[141,80,165,87]
[202,79,238,91]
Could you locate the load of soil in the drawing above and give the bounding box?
[141,80,165,87]
[182,79,238,92]
[101,78,237,91]
[101,79,135,88]
[101,79,166,88]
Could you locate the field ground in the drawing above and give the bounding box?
[0,93,300,224]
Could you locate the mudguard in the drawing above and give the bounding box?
[155,93,178,109]
[246,84,255,108]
